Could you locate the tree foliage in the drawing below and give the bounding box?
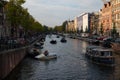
[85,26,88,33]
[0,1,4,7]
[80,26,83,33]
[53,20,67,33]
[111,22,117,38]
[5,0,45,35]
[61,20,67,32]
[100,23,103,35]
[54,25,63,32]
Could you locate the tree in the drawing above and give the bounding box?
[5,0,44,37]
[5,0,25,37]
[100,23,103,36]
[111,22,117,38]
[43,25,55,33]
[61,20,67,32]
[54,26,62,33]
[53,20,68,33]
[80,26,83,33]
[0,0,4,7]
[85,26,88,33]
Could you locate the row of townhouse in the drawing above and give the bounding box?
[99,1,112,36]
[99,0,120,36]
[66,12,99,34]
[111,0,120,36]
[66,0,120,37]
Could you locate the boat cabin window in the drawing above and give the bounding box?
[86,48,92,53]
[94,51,99,56]
[91,50,97,56]
[100,51,112,56]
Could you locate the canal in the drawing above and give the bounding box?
[4,35,120,80]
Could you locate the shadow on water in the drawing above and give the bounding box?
[39,59,58,66]
[3,58,35,80]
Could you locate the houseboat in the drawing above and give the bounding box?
[85,46,115,66]
[85,46,101,56]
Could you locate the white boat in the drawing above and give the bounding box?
[35,54,57,61]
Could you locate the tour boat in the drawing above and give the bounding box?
[85,46,115,66]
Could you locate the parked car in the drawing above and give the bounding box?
[97,36,106,41]
[103,37,115,42]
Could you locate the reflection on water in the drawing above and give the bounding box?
[4,35,120,80]
[81,41,88,53]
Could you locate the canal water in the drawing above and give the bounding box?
[5,35,120,80]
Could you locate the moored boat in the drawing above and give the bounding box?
[60,38,67,43]
[85,46,115,66]
[27,48,41,58]
[56,35,60,38]
[34,42,44,49]
[50,40,57,44]
[39,41,44,45]
[34,42,41,46]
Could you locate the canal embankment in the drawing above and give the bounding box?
[0,35,45,80]
[0,47,27,80]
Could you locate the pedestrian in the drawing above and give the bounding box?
[44,50,49,56]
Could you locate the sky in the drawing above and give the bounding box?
[23,0,103,27]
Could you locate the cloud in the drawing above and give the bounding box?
[23,0,103,27]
